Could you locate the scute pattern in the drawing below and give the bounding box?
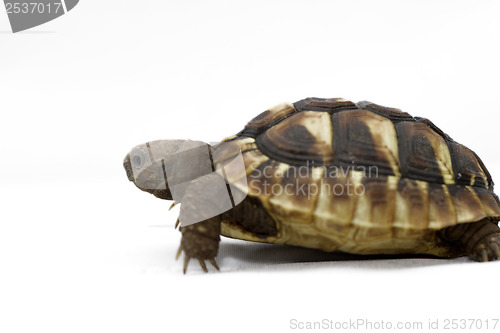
[427,184,456,229]
[395,121,454,184]
[332,110,399,176]
[447,141,491,188]
[350,175,397,240]
[238,102,296,137]
[313,170,360,237]
[257,111,333,165]
[268,166,324,225]
[393,178,429,231]
[415,117,451,141]
[448,186,486,223]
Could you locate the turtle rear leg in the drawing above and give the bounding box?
[439,219,500,262]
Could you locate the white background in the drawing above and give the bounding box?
[1,1,500,332]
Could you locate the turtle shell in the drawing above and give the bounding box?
[214,98,500,256]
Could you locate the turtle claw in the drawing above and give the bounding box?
[169,201,180,211]
[209,258,220,271]
[198,259,208,273]
[490,242,500,258]
[183,255,191,274]
[473,233,500,262]
[174,218,180,229]
[176,243,219,274]
[175,245,194,274]
[175,244,192,274]
[176,244,183,260]
[182,256,219,274]
[480,248,488,262]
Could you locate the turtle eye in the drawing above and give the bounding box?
[132,150,146,168]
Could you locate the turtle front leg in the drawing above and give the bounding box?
[177,216,221,273]
[173,171,231,273]
[438,219,500,262]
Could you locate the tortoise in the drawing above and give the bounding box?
[123,97,500,273]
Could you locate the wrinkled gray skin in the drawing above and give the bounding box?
[123,139,212,201]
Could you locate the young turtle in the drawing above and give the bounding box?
[124,98,500,273]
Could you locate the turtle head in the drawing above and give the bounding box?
[123,139,212,201]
